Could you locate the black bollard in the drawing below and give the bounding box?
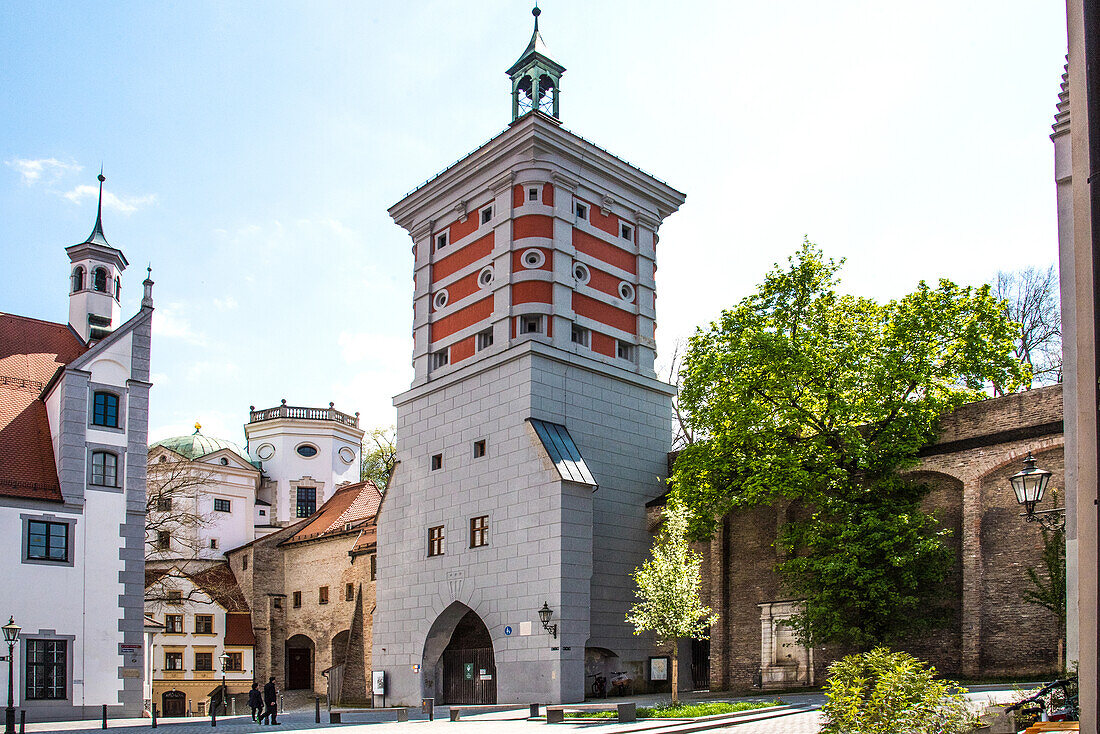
[151,703,157,728]
[315,696,320,724]
[530,703,540,719]
[19,710,25,734]
[102,704,108,729]
[211,707,216,727]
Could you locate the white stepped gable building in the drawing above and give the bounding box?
[0,174,153,721]
[373,8,684,706]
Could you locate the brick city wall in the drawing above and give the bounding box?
[698,385,1065,690]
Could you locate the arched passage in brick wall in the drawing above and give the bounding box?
[285,634,315,690]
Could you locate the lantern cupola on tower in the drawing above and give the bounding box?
[507,5,565,121]
[66,171,128,342]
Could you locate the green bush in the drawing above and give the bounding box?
[821,648,975,734]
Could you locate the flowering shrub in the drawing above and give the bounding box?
[821,648,975,734]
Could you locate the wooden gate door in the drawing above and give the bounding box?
[162,691,185,716]
[287,647,312,689]
[442,647,496,704]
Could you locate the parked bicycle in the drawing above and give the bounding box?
[588,672,608,698]
[609,670,633,696]
[1005,676,1079,725]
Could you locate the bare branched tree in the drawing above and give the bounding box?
[361,425,397,491]
[992,265,1062,392]
[660,339,696,451]
[145,454,224,604]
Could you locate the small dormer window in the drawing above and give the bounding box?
[93,268,108,293]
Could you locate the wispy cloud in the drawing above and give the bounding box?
[212,296,238,312]
[5,157,82,185]
[153,303,208,346]
[186,360,240,382]
[63,184,157,214]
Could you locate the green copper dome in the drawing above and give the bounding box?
[151,423,253,464]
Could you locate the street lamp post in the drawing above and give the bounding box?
[219,653,229,715]
[3,616,21,734]
[1009,451,1064,531]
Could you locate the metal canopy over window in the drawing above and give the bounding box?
[527,418,598,490]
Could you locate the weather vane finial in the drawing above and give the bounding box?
[194,421,202,434]
[532,3,540,31]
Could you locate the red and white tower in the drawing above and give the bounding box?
[374,8,686,706]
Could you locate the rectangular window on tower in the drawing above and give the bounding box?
[470,516,489,548]
[473,440,486,459]
[480,205,493,225]
[428,525,444,557]
[476,329,494,351]
[571,324,590,347]
[520,315,543,335]
[319,586,329,605]
[435,232,448,251]
[574,202,588,221]
[430,453,443,471]
[292,591,302,608]
[617,340,637,363]
[213,498,231,513]
[431,349,449,370]
[620,223,633,241]
[528,187,539,202]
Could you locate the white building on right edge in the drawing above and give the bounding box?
[372,8,685,706]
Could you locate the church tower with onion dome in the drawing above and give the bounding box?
[373,7,685,706]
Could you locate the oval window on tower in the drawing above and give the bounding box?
[433,289,449,309]
[478,266,495,289]
[296,443,318,458]
[256,443,275,460]
[573,262,590,285]
[522,249,546,269]
[619,281,636,302]
[338,447,356,464]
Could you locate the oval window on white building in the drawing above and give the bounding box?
[296,443,319,458]
[338,447,356,464]
[256,443,275,460]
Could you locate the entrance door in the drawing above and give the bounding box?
[162,690,186,716]
[691,638,711,691]
[287,647,312,689]
[438,610,496,704]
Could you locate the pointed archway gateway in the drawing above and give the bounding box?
[422,602,497,705]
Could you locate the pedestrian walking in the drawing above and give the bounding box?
[262,676,279,725]
[248,682,262,721]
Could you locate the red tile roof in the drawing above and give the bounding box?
[188,563,251,613]
[283,481,382,545]
[0,314,87,502]
[224,612,256,646]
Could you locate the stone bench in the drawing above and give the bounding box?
[545,702,636,724]
[448,703,539,721]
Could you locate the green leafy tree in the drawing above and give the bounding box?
[361,425,396,491]
[626,503,717,703]
[672,241,1026,647]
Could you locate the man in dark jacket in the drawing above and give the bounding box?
[261,677,278,725]
[248,682,262,721]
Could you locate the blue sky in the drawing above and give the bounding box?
[0,1,1068,445]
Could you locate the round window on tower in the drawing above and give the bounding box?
[573,262,590,285]
[478,266,495,289]
[619,281,636,303]
[296,444,318,458]
[338,447,356,465]
[256,443,275,460]
[522,249,546,269]
[433,289,449,310]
